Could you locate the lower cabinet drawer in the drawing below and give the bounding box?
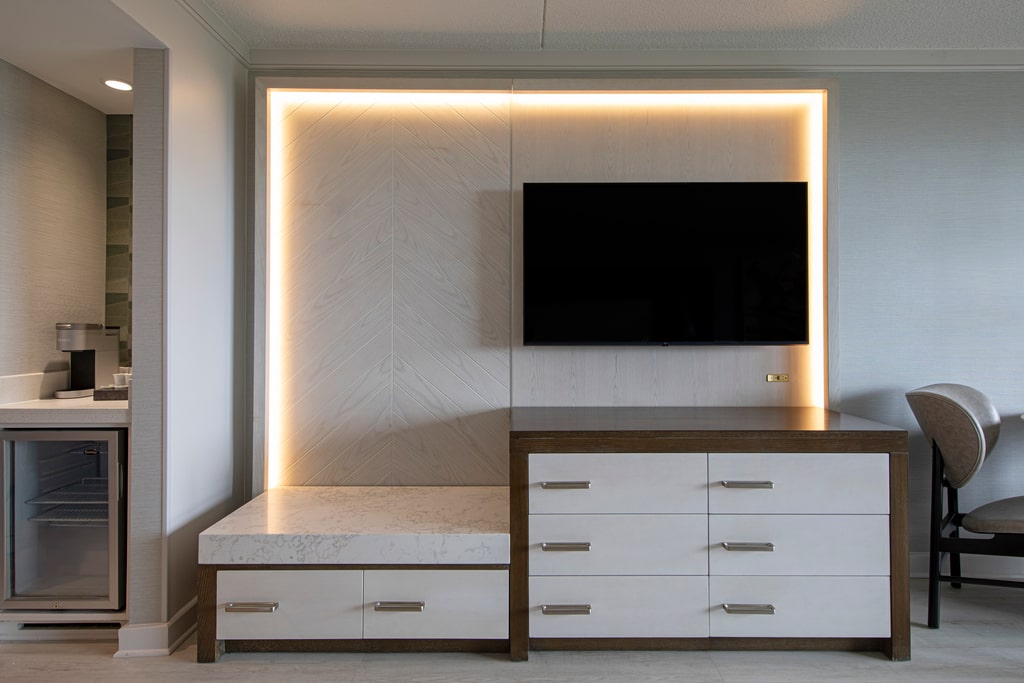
[709,515,890,576]
[529,575,709,638]
[217,570,362,640]
[709,576,891,638]
[363,569,508,639]
[530,514,708,576]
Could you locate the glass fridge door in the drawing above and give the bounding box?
[1,429,125,610]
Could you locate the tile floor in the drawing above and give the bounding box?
[2,580,1022,682]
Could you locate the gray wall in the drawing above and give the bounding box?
[0,59,106,401]
[114,0,249,651]
[830,71,1024,574]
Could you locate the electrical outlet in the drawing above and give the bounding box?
[766,374,790,383]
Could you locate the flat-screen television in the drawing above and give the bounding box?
[522,181,809,346]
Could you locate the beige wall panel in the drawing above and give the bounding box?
[511,87,814,407]
[276,90,511,484]
[283,265,391,385]
[391,96,511,484]
[290,383,394,486]
[393,286,509,389]
[277,99,394,485]
[279,107,393,245]
[392,387,508,485]
[393,307,508,408]
[278,348,392,484]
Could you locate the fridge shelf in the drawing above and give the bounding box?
[26,478,108,506]
[28,504,109,526]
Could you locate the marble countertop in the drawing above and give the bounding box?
[199,486,510,566]
[0,397,130,427]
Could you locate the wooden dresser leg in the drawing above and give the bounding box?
[888,450,911,661]
[197,565,221,663]
[509,441,529,661]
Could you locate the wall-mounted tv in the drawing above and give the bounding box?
[522,181,809,346]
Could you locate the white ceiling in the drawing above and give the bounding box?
[0,0,162,114]
[1,0,1024,114]
[196,0,1024,52]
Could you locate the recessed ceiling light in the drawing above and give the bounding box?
[104,79,133,92]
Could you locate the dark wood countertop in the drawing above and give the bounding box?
[510,406,903,437]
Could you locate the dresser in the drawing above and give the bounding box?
[509,406,909,661]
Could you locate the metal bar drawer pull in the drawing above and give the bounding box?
[542,604,592,616]
[225,602,279,613]
[720,480,775,489]
[540,481,591,490]
[541,542,592,552]
[722,542,775,552]
[374,601,425,612]
[723,603,776,615]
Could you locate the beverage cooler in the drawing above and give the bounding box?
[1,429,126,611]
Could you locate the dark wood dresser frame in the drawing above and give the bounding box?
[508,406,910,662]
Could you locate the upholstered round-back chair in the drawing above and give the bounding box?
[906,383,1024,628]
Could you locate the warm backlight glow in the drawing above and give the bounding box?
[270,89,512,107]
[806,92,827,408]
[265,88,828,487]
[514,91,820,107]
[267,93,285,489]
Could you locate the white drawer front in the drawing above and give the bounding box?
[708,453,889,514]
[710,576,891,638]
[530,514,707,576]
[530,576,709,638]
[363,570,508,639]
[529,452,707,514]
[217,570,362,640]
[709,515,890,576]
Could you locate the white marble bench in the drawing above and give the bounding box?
[197,486,510,662]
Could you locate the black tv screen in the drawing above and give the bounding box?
[522,182,809,346]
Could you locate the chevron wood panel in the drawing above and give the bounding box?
[276,92,511,485]
[392,98,511,485]
[278,99,394,485]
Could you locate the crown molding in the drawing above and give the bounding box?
[176,0,249,66]
[174,4,1024,75]
[246,48,1024,73]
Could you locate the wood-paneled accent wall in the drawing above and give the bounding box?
[274,89,512,485]
[260,78,829,488]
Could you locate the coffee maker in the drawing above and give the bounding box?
[54,323,120,398]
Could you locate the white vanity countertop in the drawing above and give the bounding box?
[0,397,130,427]
[199,485,510,566]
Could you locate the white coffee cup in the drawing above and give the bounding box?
[113,373,129,387]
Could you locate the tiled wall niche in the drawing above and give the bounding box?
[105,114,132,367]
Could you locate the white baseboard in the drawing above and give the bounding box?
[910,551,1024,580]
[114,598,197,657]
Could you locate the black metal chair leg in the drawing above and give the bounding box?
[947,487,962,589]
[950,537,962,589]
[928,440,943,628]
